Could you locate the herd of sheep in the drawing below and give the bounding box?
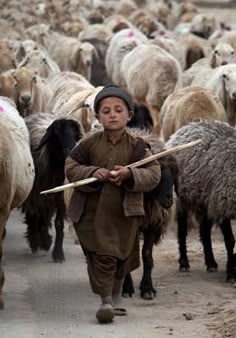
[1,0,236,310]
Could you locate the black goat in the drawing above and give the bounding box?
[122,154,179,299]
[127,103,153,130]
[22,118,82,262]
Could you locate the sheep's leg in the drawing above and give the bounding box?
[199,216,217,271]
[24,211,41,253]
[39,211,52,252]
[177,205,190,271]
[140,227,156,300]
[122,273,135,298]
[219,219,236,282]
[147,106,160,135]
[52,199,65,263]
[0,207,10,310]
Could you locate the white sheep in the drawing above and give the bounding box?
[192,64,236,126]
[120,43,182,133]
[0,96,35,309]
[17,50,60,78]
[179,42,235,88]
[48,35,96,81]
[105,28,148,87]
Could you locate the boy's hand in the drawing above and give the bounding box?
[109,165,132,186]
[93,168,111,181]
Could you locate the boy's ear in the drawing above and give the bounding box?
[128,111,134,121]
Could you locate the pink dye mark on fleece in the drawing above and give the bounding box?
[127,30,134,37]
[0,106,4,112]
[232,58,236,64]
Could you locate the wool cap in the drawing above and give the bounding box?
[94,85,134,113]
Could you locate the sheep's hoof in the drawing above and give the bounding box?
[52,249,65,263]
[179,266,190,272]
[122,278,135,298]
[39,234,52,251]
[179,257,190,272]
[207,266,218,273]
[141,289,156,300]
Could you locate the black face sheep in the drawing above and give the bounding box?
[122,135,179,299]
[22,113,83,262]
[166,120,236,282]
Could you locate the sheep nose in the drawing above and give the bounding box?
[85,60,91,67]
[21,95,31,105]
[221,61,227,66]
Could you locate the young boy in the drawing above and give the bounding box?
[65,85,161,323]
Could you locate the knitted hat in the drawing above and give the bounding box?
[94,85,134,113]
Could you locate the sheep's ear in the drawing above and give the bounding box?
[16,45,26,62]
[210,54,217,68]
[33,73,37,83]
[71,47,82,67]
[37,126,53,150]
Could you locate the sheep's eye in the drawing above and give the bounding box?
[223,73,228,80]
[214,50,218,54]
[231,51,234,55]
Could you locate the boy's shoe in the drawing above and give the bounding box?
[96,304,114,323]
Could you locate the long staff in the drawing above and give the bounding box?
[40,139,202,195]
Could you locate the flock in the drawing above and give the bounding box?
[0,0,236,311]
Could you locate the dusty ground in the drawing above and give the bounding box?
[0,210,236,338]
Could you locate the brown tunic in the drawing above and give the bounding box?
[65,130,161,261]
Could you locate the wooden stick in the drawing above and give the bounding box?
[40,139,202,195]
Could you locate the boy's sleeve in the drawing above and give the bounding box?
[65,142,101,192]
[124,150,161,192]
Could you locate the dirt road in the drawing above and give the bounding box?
[0,210,236,338]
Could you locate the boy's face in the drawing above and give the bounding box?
[96,97,132,131]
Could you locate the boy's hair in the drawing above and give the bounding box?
[94,84,134,113]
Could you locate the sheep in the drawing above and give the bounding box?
[120,43,182,133]
[191,64,236,126]
[57,86,103,132]
[160,86,227,141]
[22,112,83,263]
[0,72,18,103]
[48,35,96,81]
[80,37,111,86]
[17,50,60,78]
[46,72,94,124]
[12,67,53,117]
[166,120,236,282]
[122,130,179,299]
[190,13,216,39]
[0,96,35,309]
[105,28,148,88]
[178,32,212,70]
[179,43,235,88]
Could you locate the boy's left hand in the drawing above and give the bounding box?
[109,165,132,186]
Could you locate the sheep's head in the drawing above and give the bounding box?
[221,66,236,101]
[71,42,95,81]
[12,67,36,115]
[211,43,235,68]
[190,14,216,39]
[38,119,83,158]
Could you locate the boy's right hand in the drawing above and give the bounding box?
[93,168,111,181]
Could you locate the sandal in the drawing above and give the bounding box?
[114,307,127,316]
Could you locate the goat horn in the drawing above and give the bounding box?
[40,139,202,195]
